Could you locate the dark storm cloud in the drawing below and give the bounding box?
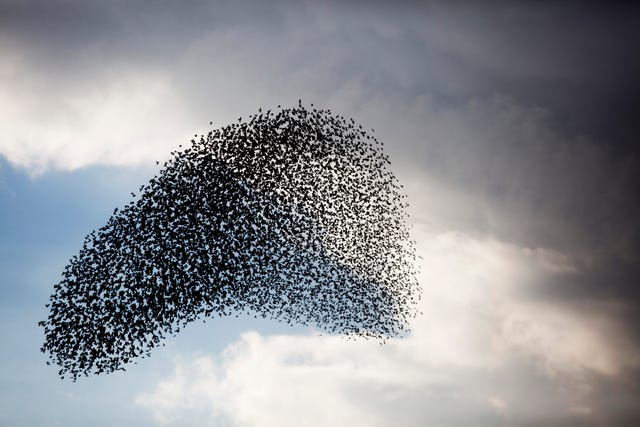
[0,0,285,75]
[4,0,638,145]
[310,2,640,148]
[421,2,640,149]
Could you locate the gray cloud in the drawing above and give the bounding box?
[4,1,638,144]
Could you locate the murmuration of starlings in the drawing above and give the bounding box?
[39,102,421,381]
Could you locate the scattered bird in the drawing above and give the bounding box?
[39,103,420,381]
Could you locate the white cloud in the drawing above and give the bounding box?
[136,225,632,427]
[0,44,197,175]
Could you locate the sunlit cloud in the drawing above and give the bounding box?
[136,226,633,426]
[0,44,196,175]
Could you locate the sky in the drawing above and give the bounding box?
[1,1,639,426]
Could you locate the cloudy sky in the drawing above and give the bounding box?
[1,1,640,426]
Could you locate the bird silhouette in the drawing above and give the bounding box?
[39,103,420,381]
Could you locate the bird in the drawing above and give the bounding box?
[39,102,420,381]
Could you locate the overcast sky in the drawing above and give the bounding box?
[1,1,639,426]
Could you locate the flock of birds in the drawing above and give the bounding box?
[39,102,420,380]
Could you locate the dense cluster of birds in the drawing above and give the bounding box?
[39,102,420,380]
